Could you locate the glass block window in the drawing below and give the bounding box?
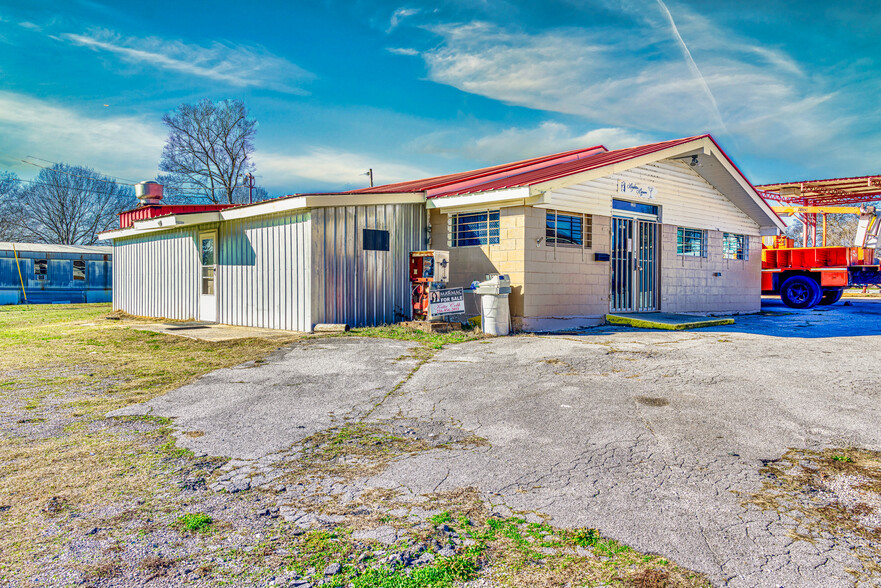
[722,233,749,260]
[677,227,707,257]
[546,211,592,249]
[450,210,500,247]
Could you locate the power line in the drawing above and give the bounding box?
[20,159,137,186]
[24,156,141,185]
[4,177,244,203]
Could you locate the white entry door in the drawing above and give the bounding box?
[199,231,217,322]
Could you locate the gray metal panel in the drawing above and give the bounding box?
[312,203,425,328]
[217,211,312,332]
[113,227,199,319]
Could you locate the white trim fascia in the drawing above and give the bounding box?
[220,193,425,220]
[426,187,533,210]
[98,193,426,240]
[98,212,222,240]
[135,211,222,230]
[702,146,787,232]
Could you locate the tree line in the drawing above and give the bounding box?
[0,99,265,245]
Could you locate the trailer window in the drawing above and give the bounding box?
[722,233,749,260]
[34,259,47,276]
[450,210,500,247]
[677,228,707,257]
[73,260,86,280]
[546,211,592,249]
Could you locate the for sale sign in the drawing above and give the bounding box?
[429,287,465,316]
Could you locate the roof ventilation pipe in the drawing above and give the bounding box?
[135,181,164,206]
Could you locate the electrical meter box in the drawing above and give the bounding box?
[409,250,449,284]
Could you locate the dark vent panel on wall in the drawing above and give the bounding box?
[363,229,390,251]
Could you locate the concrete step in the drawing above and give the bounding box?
[605,312,734,330]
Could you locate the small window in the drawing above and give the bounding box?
[546,211,592,249]
[73,260,86,280]
[363,229,390,251]
[722,233,749,260]
[450,210,500,247]
[34,259,47,276]
[677,228,707,257]
[612,199,659,217]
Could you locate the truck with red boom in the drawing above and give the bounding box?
[756,172,881,309]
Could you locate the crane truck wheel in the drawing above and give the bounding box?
[818,289,844,305]
[780,275,822,309]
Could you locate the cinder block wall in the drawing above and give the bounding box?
[659,225,761,313]
[522,207,611,320]
[428,207,526,317]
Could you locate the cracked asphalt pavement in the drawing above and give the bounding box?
[114,298,881,587]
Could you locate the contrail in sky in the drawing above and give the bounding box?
[656,0,729,133]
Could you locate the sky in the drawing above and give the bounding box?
[0,0,878,197]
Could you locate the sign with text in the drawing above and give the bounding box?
[616,179,657,200]
[429,288,465,316]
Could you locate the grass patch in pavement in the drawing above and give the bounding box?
[744,447,881,584]
[0,303,299,580]
[345,324,484,349]
[228,508,709,588]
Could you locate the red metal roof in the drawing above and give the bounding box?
[345,145,608,195]
[119,204,236,228]
[429,135,711,198]
[340,135,711,200]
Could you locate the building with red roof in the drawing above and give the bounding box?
[100,134,784,331]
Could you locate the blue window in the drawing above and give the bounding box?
[451,210,500,247]
[677,227,707,257]
[722,233,749,260]
[612,199,659,216]
[546,211,592,248]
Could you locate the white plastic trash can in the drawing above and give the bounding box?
[474,274,512,336]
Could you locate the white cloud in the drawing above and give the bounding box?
[387,47,420,56]
[388,7,420,32]
[415,17,874,169]
[412,122,652,164]
[0,90,165,182]
[255,148,432,192]
[60,29,312,94]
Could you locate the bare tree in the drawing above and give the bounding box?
[12,164,132,245]
[785,213,863,247]
[158,99,257,204]
[0,171,24,241]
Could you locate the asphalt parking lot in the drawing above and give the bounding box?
[114,298,881,587]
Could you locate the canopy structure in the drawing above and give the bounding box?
[757,175,881,247]
[757,175,881,206]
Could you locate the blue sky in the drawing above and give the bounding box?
[0,0,878,196]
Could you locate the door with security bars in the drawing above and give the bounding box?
[610,217,658,313]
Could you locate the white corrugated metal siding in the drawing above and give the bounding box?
[217,211,312,331]
[545,160,761,235]
[312,204,425,327]
[113,227,199,319]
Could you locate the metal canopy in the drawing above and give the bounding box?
[757,175,881,205]
[757,175,881,247]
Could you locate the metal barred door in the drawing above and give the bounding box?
[610,218,658,313]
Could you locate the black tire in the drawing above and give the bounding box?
[818,289,844,305]
[780,275,822,309]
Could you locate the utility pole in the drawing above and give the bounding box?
[245,173,254,204]
[365,168,374,188]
